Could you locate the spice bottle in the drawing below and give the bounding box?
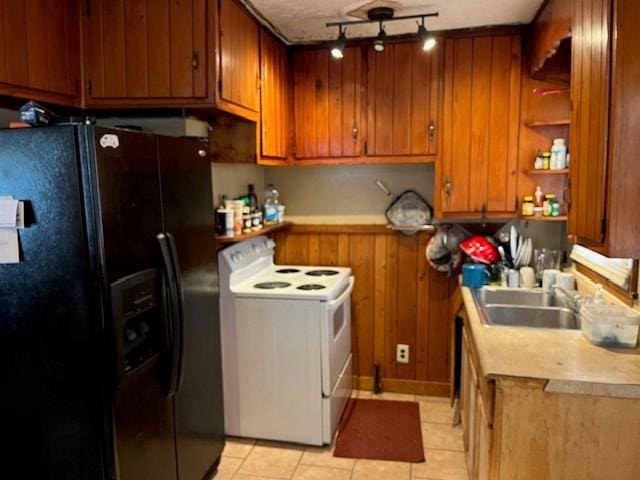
[522,196,535,216]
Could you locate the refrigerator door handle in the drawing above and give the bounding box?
[166,232,185,393]
[157,232,181,397]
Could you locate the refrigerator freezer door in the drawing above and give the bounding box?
[0,127,107,479]
[91,127,177,480]
[157,136,225,479]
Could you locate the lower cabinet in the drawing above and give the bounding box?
[460,326,493,480]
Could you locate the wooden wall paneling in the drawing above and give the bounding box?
[273,227,451,394]
[606,0,640,258]
[125,0,148,97]
[569,0,611,244]
[170,0,194,98]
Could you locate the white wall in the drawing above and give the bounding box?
[211,163,265,206]
[264,164,434,224]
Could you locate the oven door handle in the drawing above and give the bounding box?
[327,277,355,312]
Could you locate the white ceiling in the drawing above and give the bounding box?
[247,0,544,43]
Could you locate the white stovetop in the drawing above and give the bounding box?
[231,265,352,300]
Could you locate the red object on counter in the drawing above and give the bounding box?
[459,236,499,264]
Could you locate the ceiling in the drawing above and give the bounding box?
[246,0,544,43]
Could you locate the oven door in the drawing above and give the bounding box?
[321,276,354,396]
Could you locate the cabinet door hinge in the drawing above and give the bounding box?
[218,78,222,95]
[601,218,607,241]
[291,143,297,157]
[364,140,368,155]
[87,79,92,97]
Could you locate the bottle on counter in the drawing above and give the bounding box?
[233,200,244,236]
[242,206,252,234]
[264,183,280,225]
[534,186,544,216]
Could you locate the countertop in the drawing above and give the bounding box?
[461,285,640,398]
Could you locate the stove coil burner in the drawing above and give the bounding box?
[306,270,339,277]
[254,282,292,289]
[276,268,301,274]
[297,284,326,291]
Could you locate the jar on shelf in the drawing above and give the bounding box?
[543,194,556,216]
[522,196,535,217]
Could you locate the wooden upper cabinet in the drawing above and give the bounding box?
[0,0,80,106]
[218,0,260,117]
[569,0,611,245]
[529,0,572,79]
[366,42,441,158]
[293,47,364,160]
[606,0,640,258]
[439,35,522,217]
[83,0,208,105]
[260,29,289,161]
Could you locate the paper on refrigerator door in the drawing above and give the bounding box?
[0,228,19,263]
[0,197,19,227]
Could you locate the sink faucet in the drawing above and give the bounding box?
[551,285,582,312]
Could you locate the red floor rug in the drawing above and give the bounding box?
[333,398,425,462]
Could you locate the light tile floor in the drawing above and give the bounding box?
[213,391,468,480]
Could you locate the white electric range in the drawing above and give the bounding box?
[218,236,354,446]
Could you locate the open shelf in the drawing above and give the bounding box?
[526,169,569,175]
[215,221,292,244]
[525,120,571,128]
[521,215,568,222]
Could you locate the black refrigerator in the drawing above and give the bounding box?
[0,126,225,480]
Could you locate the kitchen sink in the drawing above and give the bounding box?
[472,287,580,330]
[482,305,579,329]
[473,287,567,307]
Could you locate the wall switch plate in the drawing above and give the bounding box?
[396,344,409,364]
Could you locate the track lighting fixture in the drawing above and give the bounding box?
[373,23,386,52]
[326,9,438,59]
[417,20,436,51]
[330,26,347,59]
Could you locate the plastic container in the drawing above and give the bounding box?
[550,138,567,169]
[580,303,640,348]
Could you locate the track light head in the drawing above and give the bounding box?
[331,28,347,59]
[373,24,386,52]
[417,23,436,51]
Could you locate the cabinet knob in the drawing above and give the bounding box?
[352,123,358,140]
[443,178,453,197]
[428,120,436,140]
[192,50,200,70]
[198,149,207,158]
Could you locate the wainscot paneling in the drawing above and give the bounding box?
[274,225,455,396]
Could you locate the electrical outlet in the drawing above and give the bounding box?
[396,344,410,364]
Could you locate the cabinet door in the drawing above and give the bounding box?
[607,0,640,257]
[367,43,441,158]
[0,0,80,105]
[293,47,363,159]
[260,30,289,160]
[440,35,522,216]
[569,0,611,245]
[219,0,259,113]
[84,0,207,102]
